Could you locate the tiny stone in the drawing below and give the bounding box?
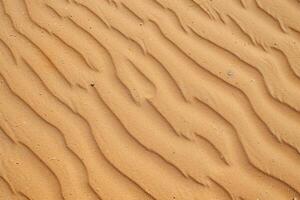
[227,70,233,76]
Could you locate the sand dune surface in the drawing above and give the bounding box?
[0,0,300,199]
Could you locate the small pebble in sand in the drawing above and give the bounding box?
[227,70,233,77]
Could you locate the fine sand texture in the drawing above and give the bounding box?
[0,0,300,199]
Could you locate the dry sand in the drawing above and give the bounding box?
[0,0,300,199]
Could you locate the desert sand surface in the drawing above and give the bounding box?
[0,0,300,199]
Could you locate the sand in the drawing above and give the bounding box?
[0,0,300,199]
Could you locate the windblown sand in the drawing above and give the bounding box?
[0,0,300,199]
